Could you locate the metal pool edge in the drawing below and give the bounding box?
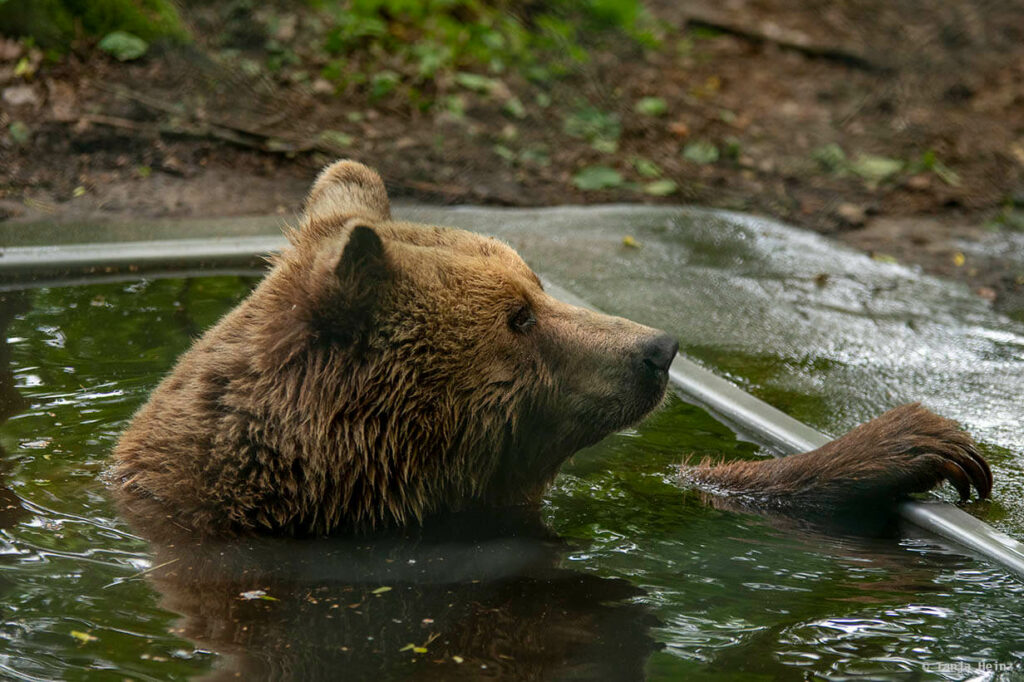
[4,239,1024,580]
[663,349,1024,580]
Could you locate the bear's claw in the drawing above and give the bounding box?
[915,442,991,502]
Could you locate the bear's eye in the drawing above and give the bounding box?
[509,304,536,333]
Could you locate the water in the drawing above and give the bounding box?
[2,278,1024,681]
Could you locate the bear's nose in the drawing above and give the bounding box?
[641,333,679,374]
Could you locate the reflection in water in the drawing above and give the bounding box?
[0,291,29,528]
[124,507,659,680]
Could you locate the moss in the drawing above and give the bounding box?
[0,0,189,50]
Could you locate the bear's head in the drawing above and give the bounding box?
[113,160,677,536]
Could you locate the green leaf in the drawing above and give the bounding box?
[932,162,961,187]
[812,143,846,172]
[572,166,623,191]
[493,144,516,162]
[683,140,719,165]
[70,630,98,644]
[632,157,662,178]
[98,31,148,61]
[563,107,620,146]
[317,130,355,149]
[455,72,499,93]
[520,146,550,166]
[371,586,392,594]
[14,56,34,78]
[910,149,961,187]
[634,97,668,116]
[643,179,678,196]
[369,71,400,100]
[502,96,526,119]
[8,120,29,145]
[850,154,903,184]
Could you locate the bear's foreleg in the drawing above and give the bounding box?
[680,403,992,516]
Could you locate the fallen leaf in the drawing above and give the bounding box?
[13,56,34,78]
[502,96,526,119]
[812,143,846,172]
[668,121,690,138]
[572,166,623,191]
[683,140,719,165]
[2,85,39,107]
[371,586,392,594]
[71,630,98,644]
[836,202,866,226]
[318,130,354,149]
[98,32,149,61]
[632,157,662,178]
[850,154,903,184]
[8,120,29,145]
[634,97,668,117]
[454,72,501,95]
[239,589,277,601]
[643,180,677,196]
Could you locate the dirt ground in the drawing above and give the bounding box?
[2,1,1023,313]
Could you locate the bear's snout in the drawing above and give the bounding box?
[640,332,678,375]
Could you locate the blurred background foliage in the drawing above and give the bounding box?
[1,0,1022,311]
[0,0,657,77]
[0,0,188,48]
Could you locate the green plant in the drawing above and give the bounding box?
[0,0,188,49]
[643,179,677,196]
[563,106,621,152]
[315,0,658,97]
[632,156,662,178]
[634,96,667,117]
[849,154,903,185]
[573,165,624,190]
[369,70,400,100]
[812,143,846,172]
[97,30,147,60]
[908,149,961,186]
[683,140,719,165]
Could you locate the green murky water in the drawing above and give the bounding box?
[1,277,1023,681]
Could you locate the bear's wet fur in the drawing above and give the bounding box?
[112,160,991,538]
[113,161,678,536]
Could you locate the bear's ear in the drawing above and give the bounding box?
[304,160,391,227]
[334,224,389,307]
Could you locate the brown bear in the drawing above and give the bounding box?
[111,160,991,538]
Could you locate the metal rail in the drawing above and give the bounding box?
[3,238,1024,579]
